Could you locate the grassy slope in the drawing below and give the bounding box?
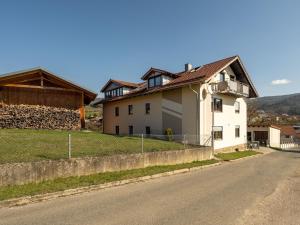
[0,129,185,164]
[215,151,260,161]
[0,159,218,201]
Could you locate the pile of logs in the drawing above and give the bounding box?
[0,103,80,130]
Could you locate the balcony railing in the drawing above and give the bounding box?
[210,79,249,97]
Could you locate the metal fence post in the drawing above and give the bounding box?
[68,133,72,159]
[141,134,144,154]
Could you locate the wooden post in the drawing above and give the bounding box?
[79,92,85,129]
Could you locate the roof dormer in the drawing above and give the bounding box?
[101,79,138,99]
[141,68,178,89]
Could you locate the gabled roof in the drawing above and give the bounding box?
[101,55,259,102]
[167,56,237,86]
[100,79,139,92]
[140,68,178,80]
[0,67,97,102]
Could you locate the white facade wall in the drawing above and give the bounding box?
[269,127,281,148]
[213,95,247,150]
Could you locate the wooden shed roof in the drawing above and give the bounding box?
[0,67,97,103]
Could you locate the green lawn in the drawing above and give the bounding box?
[215,150,261,161]
[0,129,186,164]
[0,159,218,201]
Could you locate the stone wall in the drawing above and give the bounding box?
[0,147,212,187]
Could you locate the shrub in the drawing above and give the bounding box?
[165,128,174,141]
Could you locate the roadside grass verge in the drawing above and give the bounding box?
[0,159,218,201]
[215,150,261,161]
[0,129,186,164]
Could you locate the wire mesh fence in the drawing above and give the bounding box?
[0,129,212,164]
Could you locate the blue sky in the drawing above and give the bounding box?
[0,0,299,97]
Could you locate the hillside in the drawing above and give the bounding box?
[248,93,300,115]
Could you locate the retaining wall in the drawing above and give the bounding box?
[0,147,212,186]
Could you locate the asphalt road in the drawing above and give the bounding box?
[1,151,300,225]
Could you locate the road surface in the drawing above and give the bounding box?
[1,151,300,225]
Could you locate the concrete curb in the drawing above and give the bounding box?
[0,162,221,208]
[224,152,265,162]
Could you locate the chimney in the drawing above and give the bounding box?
[185,63,193,72]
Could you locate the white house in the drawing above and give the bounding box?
[100,55,258,152]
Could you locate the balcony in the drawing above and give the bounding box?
[210,79,249,97]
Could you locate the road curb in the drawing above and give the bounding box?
[0,162,221,208]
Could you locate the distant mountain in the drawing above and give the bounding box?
[248,93,300,115]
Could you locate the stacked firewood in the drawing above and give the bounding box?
[0,103,80,130]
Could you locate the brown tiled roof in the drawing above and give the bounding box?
[167,55,237,86]
[100,55,255,103]
[277,125,300,139]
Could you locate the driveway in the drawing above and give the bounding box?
[1,151,300,225]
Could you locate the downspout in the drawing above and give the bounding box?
[189,84,200,145]
[211,94,215,154]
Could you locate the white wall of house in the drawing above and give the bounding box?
[211,66,236,82]
[213,94,247,150]
[103,93,163,135]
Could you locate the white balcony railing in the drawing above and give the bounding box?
[210,79,249,97]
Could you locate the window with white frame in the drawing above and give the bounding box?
[213,126,223,140]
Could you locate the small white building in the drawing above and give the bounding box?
[247,125,281,148]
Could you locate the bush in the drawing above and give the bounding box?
[165,128,174,141]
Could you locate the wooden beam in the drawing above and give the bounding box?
[79,92,85,129]
[2,84,83,93]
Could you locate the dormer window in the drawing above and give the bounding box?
[148,75,162,88]
[105,87,124,99]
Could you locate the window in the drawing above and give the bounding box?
[235,125,240,138]
[155,76,162,86]
[105,87,124,99]
[115,107,119,117]
[230,75,235,81]
[115,126,119,135]
[129,126,133,135]
[235,101,240,113]
[145,103,150,114]
[148,75,162,88]
[146,126,151,135]
[212,98,223,112]
[220,73,225,82]
[213,126,223,140]
[128,105,133,115]
[148,78,155,88]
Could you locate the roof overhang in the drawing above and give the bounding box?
[100,79,139,92]
[205,56,259,98]
[0,67,97,104]
[141,68,178,80]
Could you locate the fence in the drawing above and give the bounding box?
[280,138,300,150]
[0,129,212,164]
